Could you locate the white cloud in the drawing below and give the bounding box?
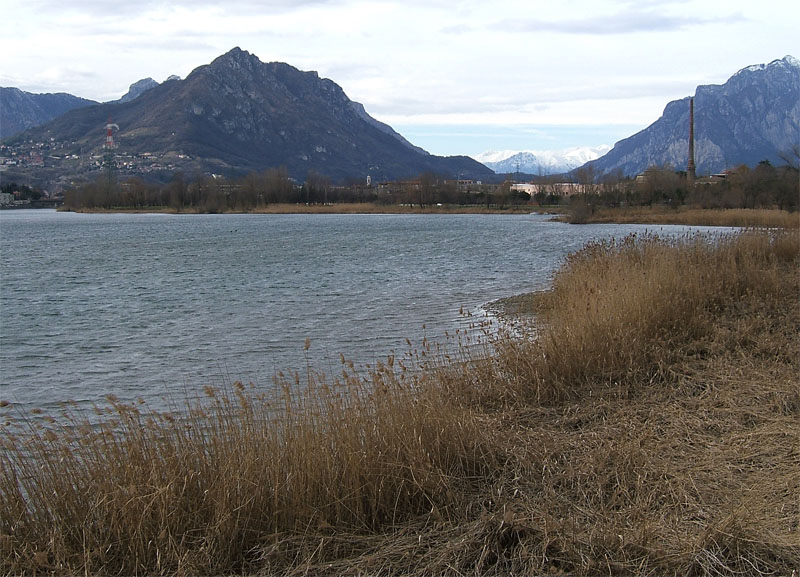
[3,0,798,153]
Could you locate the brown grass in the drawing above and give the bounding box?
[2,229,799,576]
[561,206,800,228]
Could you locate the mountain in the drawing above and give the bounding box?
[119,78,159,102]
[584,56,800,177]
[474,146,612,175]
[3,48,491,185]
[118,76,181,102]
[349,101,428,156]
[0,87,97,140]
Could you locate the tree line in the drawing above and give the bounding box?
[62,160,798,212]
[563,161,798,215]
[1,182,44,201]
[62,169,527,211]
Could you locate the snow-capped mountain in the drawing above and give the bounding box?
[474,145,612,175]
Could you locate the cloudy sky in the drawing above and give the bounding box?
[2,0,797,156]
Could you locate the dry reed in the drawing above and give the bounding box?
[571,206,800,228]
[2,229,798,576]
[1,363,496,575]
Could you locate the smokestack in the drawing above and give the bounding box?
[687,97,696,186]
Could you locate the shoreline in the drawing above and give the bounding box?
[2,227,798,576]
[54,204,800,228]
[59,202,546,216]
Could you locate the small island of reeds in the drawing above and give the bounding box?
[2,227,798,576]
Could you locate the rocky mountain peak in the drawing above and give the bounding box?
[734,55,799,78]
[211,46,261,71]
[583,55,799,177]
[119,77,158,102]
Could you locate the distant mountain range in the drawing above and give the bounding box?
[474,146,612,175]
[1,48,490,185]
[2,51,797,188]
[584,55,799,177]
[0,88,97,140]
[0,78,174,139]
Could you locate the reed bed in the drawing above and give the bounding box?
[1,363,497,575]
[2,229,798,576]
[571,206,800,228]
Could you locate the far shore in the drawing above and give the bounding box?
[61,202,545,216]
[60,203,800,228]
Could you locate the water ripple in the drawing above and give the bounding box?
[1,210,729,412]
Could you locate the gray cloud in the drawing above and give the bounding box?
[494,6,746,35]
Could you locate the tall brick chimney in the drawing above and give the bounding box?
[687,97,696,187]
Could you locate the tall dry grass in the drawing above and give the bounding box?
[434,228,800,574]
[456,229,798,404]
[534,230,795,396]
[2,229,798,576]
[578,206,800,228]
[1,361,497,575]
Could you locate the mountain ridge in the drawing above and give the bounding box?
[474,145,612,175]
[4,52,796,188]
[0,87,97,140]
[581,55,799,177]
[2,48,491,186]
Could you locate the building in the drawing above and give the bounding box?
[511,182,597,197]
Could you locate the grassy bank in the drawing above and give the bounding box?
[559,206,800,228]
[2,229,798,576]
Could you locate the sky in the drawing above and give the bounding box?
[2,0,798,157]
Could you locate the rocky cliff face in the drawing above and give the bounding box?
[585,56,799,177]
[0,87,97,140]
[119,78,159,103]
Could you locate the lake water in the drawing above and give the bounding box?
[0,210,724,413]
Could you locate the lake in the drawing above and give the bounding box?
[0,210,724,413]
